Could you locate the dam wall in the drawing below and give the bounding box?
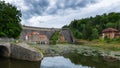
[20,26,74,43]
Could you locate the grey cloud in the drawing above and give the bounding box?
[46,0,98,15]
[22,0,98,19]
[56,0,98,9]
[22,0,49,19]
[46,7,58,15]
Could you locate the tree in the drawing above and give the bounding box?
[106,22,115,28]
[82,21,92,40]
[91,28,99,40]
[62,25,69,28]
[0,1,22,38]
[116,20,120,31]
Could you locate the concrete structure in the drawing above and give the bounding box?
[20,26,74,43]
[58,34,66,43]
[101,28,120,39]
[26,32,49,44]
[20,26,56,42]
[59,29,74,43]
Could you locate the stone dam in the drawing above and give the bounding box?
[20,26,74,43]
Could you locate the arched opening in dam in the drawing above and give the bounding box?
[0,46,9,58]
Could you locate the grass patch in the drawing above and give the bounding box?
[77,39,120,51]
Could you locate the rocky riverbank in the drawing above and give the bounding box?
[32,44,120,61]
[0,43,43,61]
[10,43,44,61]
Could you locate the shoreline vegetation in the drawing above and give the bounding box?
[29,41,120,62]
[75,39,120,51]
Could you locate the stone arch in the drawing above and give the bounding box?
[0,45,10,58]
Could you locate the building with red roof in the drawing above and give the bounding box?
[101,28,120,39]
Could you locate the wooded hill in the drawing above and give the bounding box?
[63,12,120,40]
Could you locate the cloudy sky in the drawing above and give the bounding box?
[3,0,120,28]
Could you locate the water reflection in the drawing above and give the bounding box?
[41,54,120,68]
[64,53,120,68]
[0,58,40,68]
[41,56,89,68]
[0,53,120,68]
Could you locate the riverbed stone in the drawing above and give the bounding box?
[34,44,120,61]
[108,51,120,60]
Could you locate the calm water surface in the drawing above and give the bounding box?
[0,53,120,68]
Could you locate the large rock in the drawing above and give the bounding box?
[10,43,43,61]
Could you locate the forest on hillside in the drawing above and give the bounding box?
[63,12,120,40]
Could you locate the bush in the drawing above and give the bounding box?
[50,31,59,44]
[50,40,57,45]
[104,36,111,43]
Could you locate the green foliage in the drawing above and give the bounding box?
[115,37,120,42]
[104,36,111,43]
[71,28,82,39]
[0,32,6,36]
[50,31,59,44]
[106,22,115,28]
[91,28,99,40]
[62,25,68,28]
[63,12,120,40]
[0,1,22,38]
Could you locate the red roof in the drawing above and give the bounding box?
[102,28,119,33]
[39,35,47,39]
[26,32,40,37]
[31,32,40,35]
[26,32,48,39]
[27,34,32,36]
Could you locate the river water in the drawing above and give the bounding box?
[0,53,120,68]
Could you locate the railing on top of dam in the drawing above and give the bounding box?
[22,25,60,31]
